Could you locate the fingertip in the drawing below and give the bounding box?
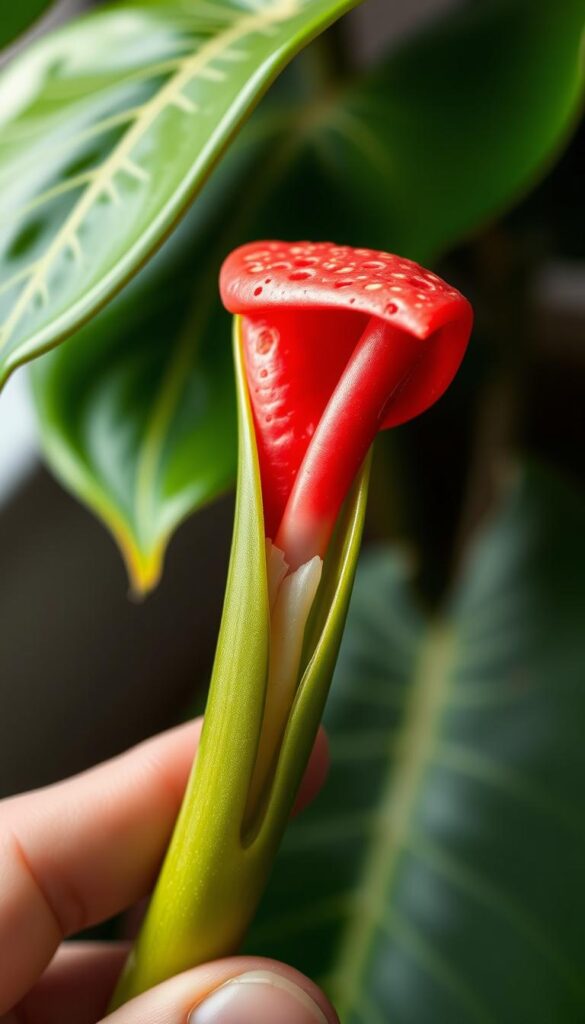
[103,956,338,1024]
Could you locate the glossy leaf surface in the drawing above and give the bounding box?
[29,133,270,592]
[250,464,585,1022]
[0,0,54,50]
[31,217,237,593]
[0,0,361,386]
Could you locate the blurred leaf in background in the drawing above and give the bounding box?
[0,0,54,51]
[304,0,585,261]
[250,462,585,1024]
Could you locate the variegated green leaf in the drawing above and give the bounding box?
[30,181,242,593]
[0,0,362,387]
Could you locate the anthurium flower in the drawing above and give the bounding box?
[111,242,472,1007]
[220,240,472,805]
[221,241,472,568]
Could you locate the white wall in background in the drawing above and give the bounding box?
[0,2,87,506]
[0,371,38,505]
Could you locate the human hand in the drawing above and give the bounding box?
[0,720,337,1023]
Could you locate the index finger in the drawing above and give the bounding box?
[0,719,328,1014]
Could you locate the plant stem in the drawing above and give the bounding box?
[110,321,371,1008]
[110,327,271,1006]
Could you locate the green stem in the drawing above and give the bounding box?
[110,322,270,1005]
[110,321,371,1007]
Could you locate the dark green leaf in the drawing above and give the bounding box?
[30,195,239,593]
[0,0,362,386]
[250,463,585,1023]
[0,0,54,50]
[29,123,283,591]
[261,0,585,260]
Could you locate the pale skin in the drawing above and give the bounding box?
[0,720,337,1023]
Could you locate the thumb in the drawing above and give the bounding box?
[102,957,339,1024]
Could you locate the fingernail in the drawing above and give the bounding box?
[188,969,330,1024]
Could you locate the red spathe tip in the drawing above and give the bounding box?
[220,241,473,566]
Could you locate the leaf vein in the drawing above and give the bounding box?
[0,0,302,358]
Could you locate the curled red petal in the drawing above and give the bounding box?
[221,241,466,339]
[220,241,473,552]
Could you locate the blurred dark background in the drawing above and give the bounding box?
[0,0,583,797]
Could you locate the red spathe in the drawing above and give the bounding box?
[220,241,473,561]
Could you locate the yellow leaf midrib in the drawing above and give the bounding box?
[330,623,456,1018]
